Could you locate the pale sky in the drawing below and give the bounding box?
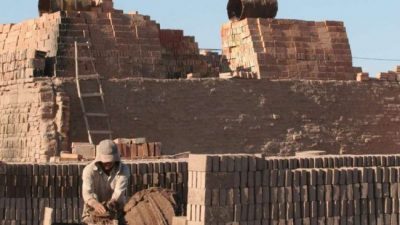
[1,0,399,76]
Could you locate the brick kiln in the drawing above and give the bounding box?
[0,0,400,164]
[1,1,400,225]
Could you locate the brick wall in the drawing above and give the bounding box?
[0,159,188,225]
[186,154,400,225]
[57,78,400,156]
[222,18,359,80]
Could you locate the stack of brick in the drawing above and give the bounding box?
[0,159,188,225]
[0,50,47,81]
[116,140,162,159]
[221,18,358,80]
[186,154,400,225]
[0,78,64,162]
[55,10,165,78]
[159,29,208,78]
[199,50,226,78]
[0,13,61,82]
[376,66,399,81]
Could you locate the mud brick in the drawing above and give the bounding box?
[234,156,244,172]
[300,170,310,186]
[249,156,257,172]
[288,158,298,170]
[308,158,315,168]
[211,189,219,206]
[270,170,278,187]
[278,203,286,220]
[384,198,393,214]
[189,155,212,172]
[375,183,383,198]
[271,203,279,220]
[390,214,398,225]
[322,185,332,202]
[209,156,219,172]
[352,184,360,199]
[218,156,228,172]
[330,170,341,185]
[245,171,255,188]
[241,156,249,172]
[375,167,383,183]
[382,183,391,198]
[331,185,340,201]
[130,145,139,158]
[309,201,317,218]
[375,199,384,214]
[262,187,270,203]
[262,170,270,186]
[293,202,302,219]
[301,201,310,218]
[330,200,341,217]
[137,143,149,157]
[308,186,317,201]
[292,170,301,187]
[346,184,354,200]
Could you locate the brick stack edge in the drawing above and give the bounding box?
[186,154,400,225]
[221,18,359,80]
[0,159,188,225]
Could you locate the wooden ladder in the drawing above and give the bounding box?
[74,41,113,144]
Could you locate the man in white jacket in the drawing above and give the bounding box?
[82,140,130,224]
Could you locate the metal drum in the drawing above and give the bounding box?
[38,0,92,15]
[227,0,278,21]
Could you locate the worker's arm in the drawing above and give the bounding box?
[82,165,107,214]
[82,166,98,203]
[111,164,130,202]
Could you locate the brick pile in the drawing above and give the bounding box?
[55,11,164,78]
[116,141,162,159]
[159,29,208,78]
[0,13,61,82]
[199,50,226,78]
[0,159,188,225]
[376,66,400,81]
[186,154,400,225]
[0,78,64,162]
[221,18,358,80]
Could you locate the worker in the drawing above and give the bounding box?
[81,139,130,225]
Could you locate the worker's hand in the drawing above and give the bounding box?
[107,199,118,210]
[88,199,107,214]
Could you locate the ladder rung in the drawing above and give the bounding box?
[85,113,109,117]
[80,92,103,98]
[77,74,101,80]
[89,130,113,135]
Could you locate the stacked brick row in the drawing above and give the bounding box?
[0,13,61,82]
[0,159,188,225]
[116,141,162,159]
[0,78,61,162]
[55,10,165,78]
[159,29,208,78]
[221,18,358,80]
[186,154,400,225]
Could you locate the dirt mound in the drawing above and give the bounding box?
[124,188,179,225]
